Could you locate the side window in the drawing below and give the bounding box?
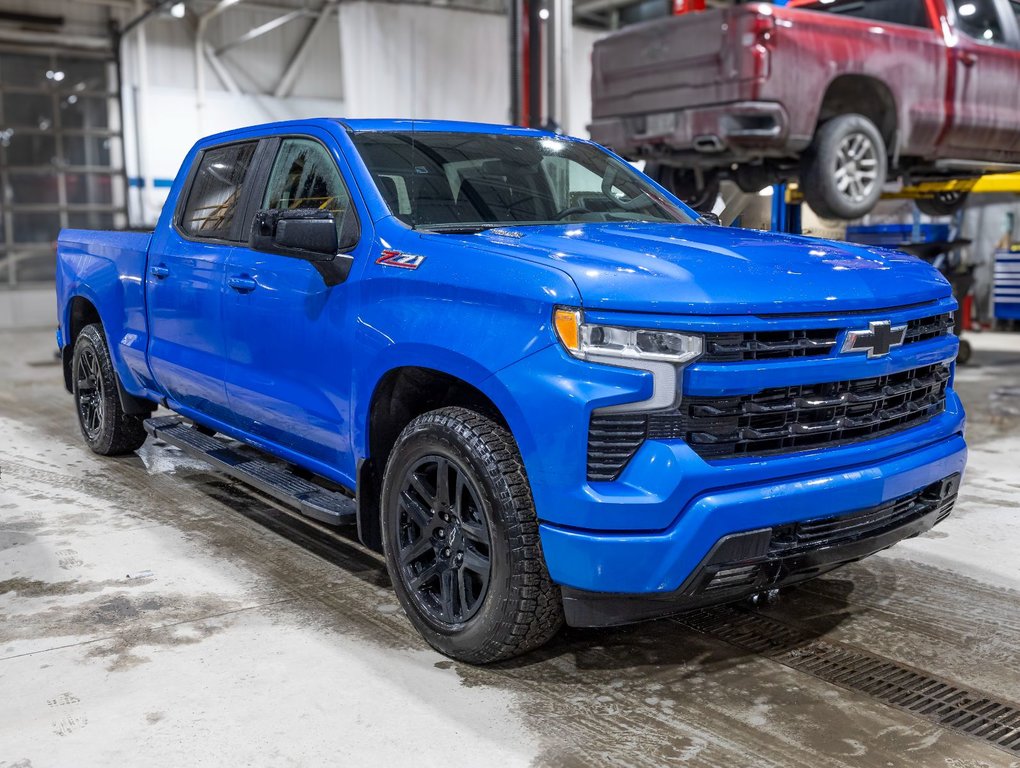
[180,141,258,239]
[1011,0,1020,32]
[800,0,931,29]
[950,0,1006,43]
[263,138,353,223]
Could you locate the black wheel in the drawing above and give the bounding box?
[800,113,888,220]
[917,191,969,217]
[647,164,720,212]
[72,323,147,456]
[381,407,563,663]
[957,338,972,365]
[734,164,778,194]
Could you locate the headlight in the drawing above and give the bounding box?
[553,308,703,412]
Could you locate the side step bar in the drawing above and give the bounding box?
[144,415,356,526]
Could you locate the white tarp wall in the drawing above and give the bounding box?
[121,2,603,225]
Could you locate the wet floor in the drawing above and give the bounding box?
[1,329,1019,767]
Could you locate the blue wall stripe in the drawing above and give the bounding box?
[128,177,175,189]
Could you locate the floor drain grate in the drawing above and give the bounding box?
[678,607,1020,754]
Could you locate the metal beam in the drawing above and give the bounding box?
[215,9,307,54]
[204,42,241,94]
[272,0,336,99]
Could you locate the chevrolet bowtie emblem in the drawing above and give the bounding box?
[841,320,907,358]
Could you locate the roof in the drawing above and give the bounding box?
[336,118,557,136]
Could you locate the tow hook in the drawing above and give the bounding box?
[748,588,781,607]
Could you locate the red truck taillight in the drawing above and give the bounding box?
[748,13,776,80]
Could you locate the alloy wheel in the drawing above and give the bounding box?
[396,455,492,626]
[76,347,105,439]
[834,132,880,204]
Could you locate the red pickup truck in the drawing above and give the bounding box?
[590,0,1020,218]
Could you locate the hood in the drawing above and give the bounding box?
[450,222,951,315]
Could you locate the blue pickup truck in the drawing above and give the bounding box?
[56,119,966,663]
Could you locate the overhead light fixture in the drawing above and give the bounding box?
[539,8,550,20]
[170,2,186,18]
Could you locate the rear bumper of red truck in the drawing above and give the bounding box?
[589,100,808,163]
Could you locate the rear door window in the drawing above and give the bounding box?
[798,0,931,28]
[180,141,258,240]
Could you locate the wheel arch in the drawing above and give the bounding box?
[817,75,898,154]
[62,294,103,393]
[355,359,531,552]
[62,293,155,416]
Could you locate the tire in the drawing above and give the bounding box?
[72,323,148,456]
[734,164,778,194]
[800,114,888,220]
[917,191,969,217]
[381,407,563,663]
[956,338,972,365]
[647,164,720,212]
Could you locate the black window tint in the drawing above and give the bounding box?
[180,142,258,239]
[950,0,1006,42]
[801,0,930,28]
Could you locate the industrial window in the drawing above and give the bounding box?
[180,142,258,240]
[0,50,126,286]
[949,0,1006,42]
[799,0,931,28]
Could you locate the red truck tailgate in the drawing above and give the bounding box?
[591,7,765,120]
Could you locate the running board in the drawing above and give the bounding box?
[144,415,356,526]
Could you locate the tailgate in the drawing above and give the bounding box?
[591,7,766,119]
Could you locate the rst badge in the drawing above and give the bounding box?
[841,320,907,358]
[376,250,426,270]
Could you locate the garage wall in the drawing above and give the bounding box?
[123,4,603,226]
[337,3,509,124]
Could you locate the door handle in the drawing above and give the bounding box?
[227,275,258,293]
[959,51,978,67]
[150,264,170,279]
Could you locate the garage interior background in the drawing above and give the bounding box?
[0,0,1017,328]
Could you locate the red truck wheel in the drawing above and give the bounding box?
[801,114,888,220]
[646,164,720,212]
[917,191,969,217]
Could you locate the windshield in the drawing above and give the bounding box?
[350,131,697,231]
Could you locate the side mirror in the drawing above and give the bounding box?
[698,212,721,226]
[250,209,338,260]
[249,209,355,286]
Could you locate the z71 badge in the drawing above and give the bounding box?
[376,250,426,270]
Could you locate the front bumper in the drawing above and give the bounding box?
[538,430,966,599]
[559,471,961,627]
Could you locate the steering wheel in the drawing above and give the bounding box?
[552,205,592,221]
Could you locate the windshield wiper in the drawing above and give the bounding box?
[418,224,499,234]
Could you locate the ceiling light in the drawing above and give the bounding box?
[539,8,550,20]
[170,2,186,18]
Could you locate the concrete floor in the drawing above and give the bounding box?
[1,328,1019,768]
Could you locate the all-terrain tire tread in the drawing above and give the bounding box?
[384,406,563,663]
[74,324,148,456]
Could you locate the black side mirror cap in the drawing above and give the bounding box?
[249,209,355,286]
[698,212,721,226]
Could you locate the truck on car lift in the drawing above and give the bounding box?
[590,0,1020,218]
[56,119,965,662]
